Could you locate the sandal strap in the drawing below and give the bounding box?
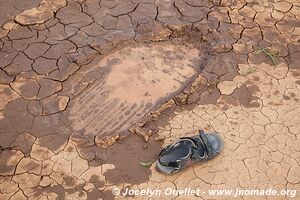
[199,130,215,158]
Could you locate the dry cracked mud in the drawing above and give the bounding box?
[0,0,300,199]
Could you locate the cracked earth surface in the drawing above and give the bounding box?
[0,0,300,199]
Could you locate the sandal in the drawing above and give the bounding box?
[156,130,224,174]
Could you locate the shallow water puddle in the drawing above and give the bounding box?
[69,43,201,137]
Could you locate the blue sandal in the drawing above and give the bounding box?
[156,130,224,174]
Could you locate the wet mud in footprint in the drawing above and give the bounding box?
[68,43,202,138]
